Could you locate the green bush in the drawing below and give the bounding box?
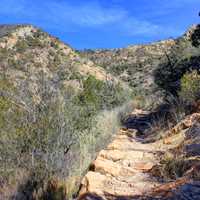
[76,75,130,111]
[154,52,200,95]
[15,39,29,53]
[76,75,104,108]
[0,72,132,199]
[179,70,200,103]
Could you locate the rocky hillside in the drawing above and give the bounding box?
[80,25,200,99]
[0,25,132,200]
[80,40,175,95]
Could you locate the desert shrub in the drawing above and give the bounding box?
[0,48,9,60]
[15,40,29,53]
[190,24,200,47]
[33,29,46,38]
[0,71,132,199]
[50,41,59,49]
[15,35,44,53]
[154,56,200,95]
[76,75,130,111]
[154,40,200,95]
[26,36,44,48]
[179,70,200,103]
[77,75,104,107]
[158,156,191,181]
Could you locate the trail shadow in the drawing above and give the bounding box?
[9,173,40,200]
[9,172,66,200]
[123,103,173,137]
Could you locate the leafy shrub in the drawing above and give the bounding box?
[190,24,200,47]
[179,70,200,103]
[15,40,29,53]
[76,75,130,110]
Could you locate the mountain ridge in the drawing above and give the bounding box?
[79,24,200,104]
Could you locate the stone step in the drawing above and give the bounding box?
[79,171,160,198]
[99,149,157,162]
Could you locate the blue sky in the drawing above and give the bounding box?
[0,0,199,49]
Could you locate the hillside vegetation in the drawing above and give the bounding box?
[80,25,200,101]
[0,25,132,200]
[1,24,200,200]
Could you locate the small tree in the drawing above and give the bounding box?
[179,70,200,103]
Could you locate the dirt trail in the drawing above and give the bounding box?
[77,123,186,200]
[77,112,200,200]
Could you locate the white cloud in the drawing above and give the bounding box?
[121,17,182,37]
[44,1,182,36]
[0,0,183,37]
[44,2,127,27]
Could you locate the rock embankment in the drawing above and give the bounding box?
[78,112,200,200]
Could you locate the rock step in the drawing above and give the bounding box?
[107,133,161,152]
[78,129,162,199]
[92,157,156,178]
[79,171,160,198]
[99,149,157,163]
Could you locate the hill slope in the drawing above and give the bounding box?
[80,40,175,94]
[0,25,132,200]
[80,25,200,99]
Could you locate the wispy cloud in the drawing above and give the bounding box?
[46,2,127,27]
[0,0,182,37]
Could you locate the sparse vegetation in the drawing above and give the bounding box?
[0,25,132,199]
[179,70,200,103]
[153,154,191,181]
[161,157,189,180]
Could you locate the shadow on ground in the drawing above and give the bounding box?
[123,103,173,136]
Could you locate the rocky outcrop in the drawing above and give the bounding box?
[78,112,200,200]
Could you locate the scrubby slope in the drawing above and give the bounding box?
[1,24,200,200]
[80,25,200,100]
[80,40,175,98]
[0,25,132,200]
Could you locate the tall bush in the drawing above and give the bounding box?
[179,70,200,103]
